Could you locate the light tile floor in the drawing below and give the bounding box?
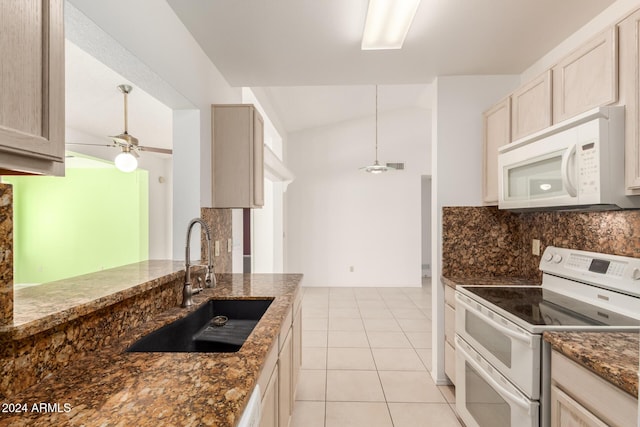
[291,280,462,427]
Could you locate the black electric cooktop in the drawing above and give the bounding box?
[462,286,640,331]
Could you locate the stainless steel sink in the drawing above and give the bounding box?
[126,299,273,353]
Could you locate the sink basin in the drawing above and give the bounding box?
[126,298,273,353]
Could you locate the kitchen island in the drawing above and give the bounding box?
[0,265,302,427]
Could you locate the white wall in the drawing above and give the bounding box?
[286,105,431,287]
[241,89,287,273]
[67,0,243,260]
[430,75,519,384]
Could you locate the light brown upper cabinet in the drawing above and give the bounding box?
[0,0,65,176]
[618,9,640,194]
[211,104,264,208]
[511,71,552,141]
[552,27,618,123]
[483,97,511,205]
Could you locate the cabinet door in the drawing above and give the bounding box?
[211,104,265,208]
[260,365,279,427]
[551,385,608,427]
[483,98,511,205]
[511,71,552,140]
[252,109,264,207]
[618,9,640,193]
[444,340,456,385]
[278,327,293,427]
[291,306,302,399]
[0,0,65,176]
[552,27,617,123]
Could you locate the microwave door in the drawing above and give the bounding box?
[499,144,578,209]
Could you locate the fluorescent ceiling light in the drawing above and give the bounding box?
[361,0,421,50]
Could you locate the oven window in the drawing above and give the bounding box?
[466,362,511,427]
[466,311,512,367]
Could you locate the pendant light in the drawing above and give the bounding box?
[113,84,138,172]
[361,85,389,174]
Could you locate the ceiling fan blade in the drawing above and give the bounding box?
[66,142,117,148]
[138,146,173,155]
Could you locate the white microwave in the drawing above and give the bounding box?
[498,106,640,211]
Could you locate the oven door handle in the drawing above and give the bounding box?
[456,294,535,348]
[456,336,533,413]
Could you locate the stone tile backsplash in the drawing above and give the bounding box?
[443,206,640,281]
[201,208,232,273]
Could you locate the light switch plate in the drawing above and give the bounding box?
[532,239,541,256]
[214,240,220,257]
[227,238,232,253]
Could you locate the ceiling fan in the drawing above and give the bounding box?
[67,84,172,172]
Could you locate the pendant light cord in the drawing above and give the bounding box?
[123,90,129,134]
[375,85,378,162]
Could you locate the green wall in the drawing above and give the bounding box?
[4,167,148,284]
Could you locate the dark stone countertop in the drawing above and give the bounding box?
[0,273,303,427]
[544,331,639,398]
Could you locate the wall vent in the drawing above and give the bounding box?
[386,162,405,170]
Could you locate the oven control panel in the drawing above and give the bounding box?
[540,246,640,297]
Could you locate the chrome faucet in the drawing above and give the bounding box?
[182,218,216,308]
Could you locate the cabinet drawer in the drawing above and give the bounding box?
[444,285,456,309]
[444,304,455,344]
[279,306,293,352]
[551,351,637,426]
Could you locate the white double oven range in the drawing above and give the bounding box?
[455,246,640,427]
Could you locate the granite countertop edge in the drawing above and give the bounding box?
[0,272,304,427]
[544,330,639,398]
[0,260,192,341]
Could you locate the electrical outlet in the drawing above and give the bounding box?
[532,239,541,256]
[349,266,354,272]
[227,238,232,253]
[214,240,220,257]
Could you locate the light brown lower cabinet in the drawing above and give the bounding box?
[444,285,456,385]
[292,303,302,398]
[551,350,637,427]
[278,327,293,427]
[260,364,279,427]
[259,294,302,427]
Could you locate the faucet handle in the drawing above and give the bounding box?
[193,276,203,294]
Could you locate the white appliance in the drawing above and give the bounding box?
[498,106,640,211]
[236,385,261,427]
[455,246,640,427]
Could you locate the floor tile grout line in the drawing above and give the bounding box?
[297,285,460,427]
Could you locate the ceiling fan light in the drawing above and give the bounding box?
[115,151,138,172]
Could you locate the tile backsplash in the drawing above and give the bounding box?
[442,206,640,281]
[201,208,232,273]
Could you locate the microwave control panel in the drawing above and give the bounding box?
[578,141,599,195]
